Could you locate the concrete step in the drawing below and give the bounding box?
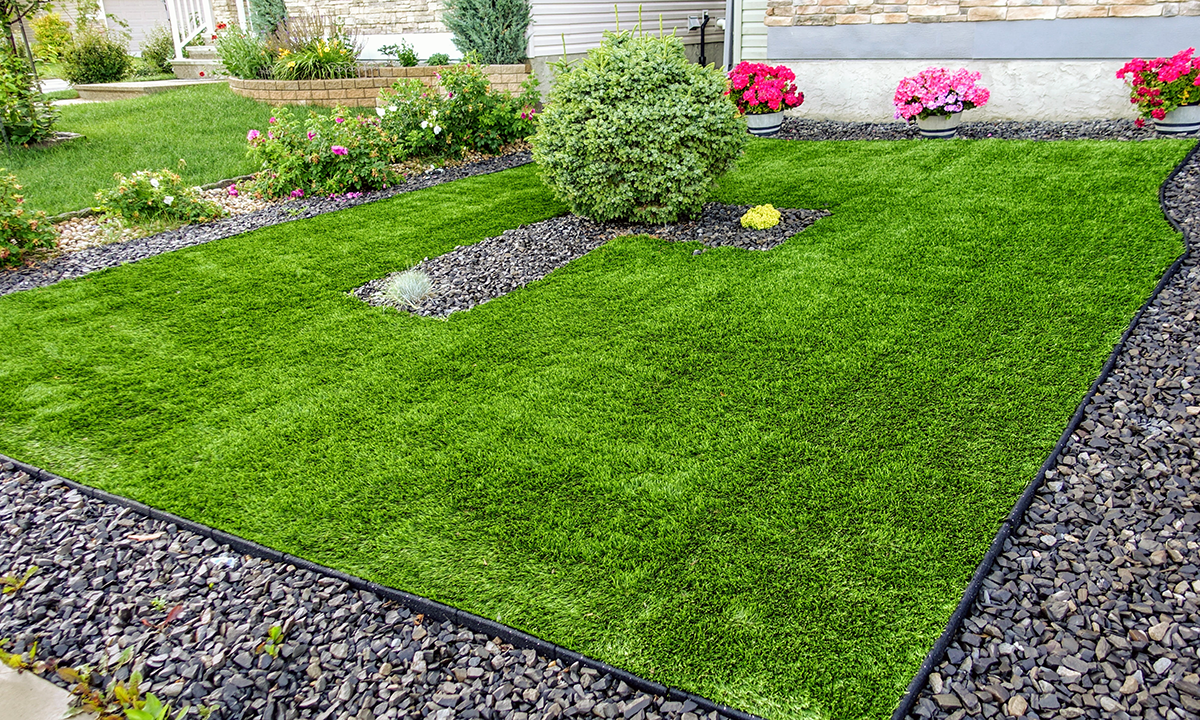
[0,665,94,720]
[186,44,219,60]
[75,77,228,101]
[170,58,227,79]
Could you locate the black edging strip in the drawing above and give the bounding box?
[888,137,1200,720]
[0,451,759,720]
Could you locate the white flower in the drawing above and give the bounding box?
[163,195,174,205]
[430,109,438,118]
[150,178,160,188]
[433,125,441,135]
[376,107,385,117]
[420,120,428,129]
[388,105,397,112]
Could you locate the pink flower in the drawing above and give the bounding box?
[269,117,277,124]
[1152,108,1167,119]
[268,130,275,140]
[1136,117,1146,128]
[335,117,344,124]
[307,131,315,140]
[290,188,304,198]
[247,129,260,142]
[331,145,348,155]
[228,185,238,197]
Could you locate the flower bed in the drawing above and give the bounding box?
[228,63,532,107]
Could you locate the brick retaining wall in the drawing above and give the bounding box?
[228,64,531,108]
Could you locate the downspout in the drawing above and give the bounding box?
[723,0,734,70]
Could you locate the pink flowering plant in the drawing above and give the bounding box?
[893,67,989,121]
[93,168,224,226]
[245,106,399,199]
[1117,48,1200,127]
[377,54,540,157]
[726,62,804,115]
[0,171,56,267]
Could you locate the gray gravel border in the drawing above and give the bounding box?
[0,152,533,298]
[352,204,828,318]
[774,118,1168,142]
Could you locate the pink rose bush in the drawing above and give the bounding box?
[893,67,989,121]
[726,62,804,115]
[1118,48,1200,128]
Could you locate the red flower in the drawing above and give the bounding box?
[199,71,205,77]
[1152,108,1167,120]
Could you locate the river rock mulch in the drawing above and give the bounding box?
[352,203,828,318]
[0,464,728,720]
[775,118,1162,142]
[0,151,534,298]
[904,151,1200,720]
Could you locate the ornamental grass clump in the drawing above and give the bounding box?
[893,67,989,122]
[740,204,780,230]
[94,168,225,225]
[245,107,399,198]
[1118,47,1200,127]
[383,269,433,309]
[0,171,56,267]
[533,29,745,224]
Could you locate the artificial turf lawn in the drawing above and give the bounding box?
[0,138,1190,719]
[7,84,328,215]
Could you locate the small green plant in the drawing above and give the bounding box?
[443,0,530,65]
[0,174,55,267]
[59,666,189,720]
[0,638,52,673]
[94,168,225,225]
[32,11,74,62]
[1,49,59,147]
[740,204,780,230]
[533,29,745,223]
[138,24,175,74]
[257,624,285,657]
[379,40,417,67]
[383,269,433,309]
[63,29,131,84]
[426,52,450,67]
[0,565,39,594]
[149,596,168,612]
[216,25,273,79]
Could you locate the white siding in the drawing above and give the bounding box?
[735,0,768,62]
[528,1,726,59]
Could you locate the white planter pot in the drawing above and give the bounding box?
[916,112,962,139]
[1155,104,1200,135]
[746,111,784,137]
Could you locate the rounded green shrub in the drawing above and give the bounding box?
[63,30,131,84]
[532,30,745,224]
[741,204,780,230]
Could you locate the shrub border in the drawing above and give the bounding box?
[0,451,760,720]
[888,138,1200,720]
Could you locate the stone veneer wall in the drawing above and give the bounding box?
[212,0,446,35]
[228,64,530,108]
[763,0,1195,25]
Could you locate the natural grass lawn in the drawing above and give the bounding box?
[0,139,1190,719]
[7,84,327,215]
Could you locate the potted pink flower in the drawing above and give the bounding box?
[893,67,990,139]
[726,62,804,137]
[1118,48,1200,134]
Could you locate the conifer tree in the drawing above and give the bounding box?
[443,0,530,65]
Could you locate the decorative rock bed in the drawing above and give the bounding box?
[352,204,829,318]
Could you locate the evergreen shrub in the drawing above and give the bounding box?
[532,30,745,224]
[443,0,529,65]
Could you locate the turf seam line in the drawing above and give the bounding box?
[0,451,761,720]
[888,137,1200,720]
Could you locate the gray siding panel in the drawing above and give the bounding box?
[529,1,727,58]
[767,17,1200,61]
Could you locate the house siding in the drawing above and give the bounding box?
[527,1,726,58]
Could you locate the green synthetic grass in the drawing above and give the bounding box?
[0,139,1190,719]
[5,84,327,215]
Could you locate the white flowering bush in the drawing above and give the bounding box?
[94,168,225,224]
[532,30,745,223]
